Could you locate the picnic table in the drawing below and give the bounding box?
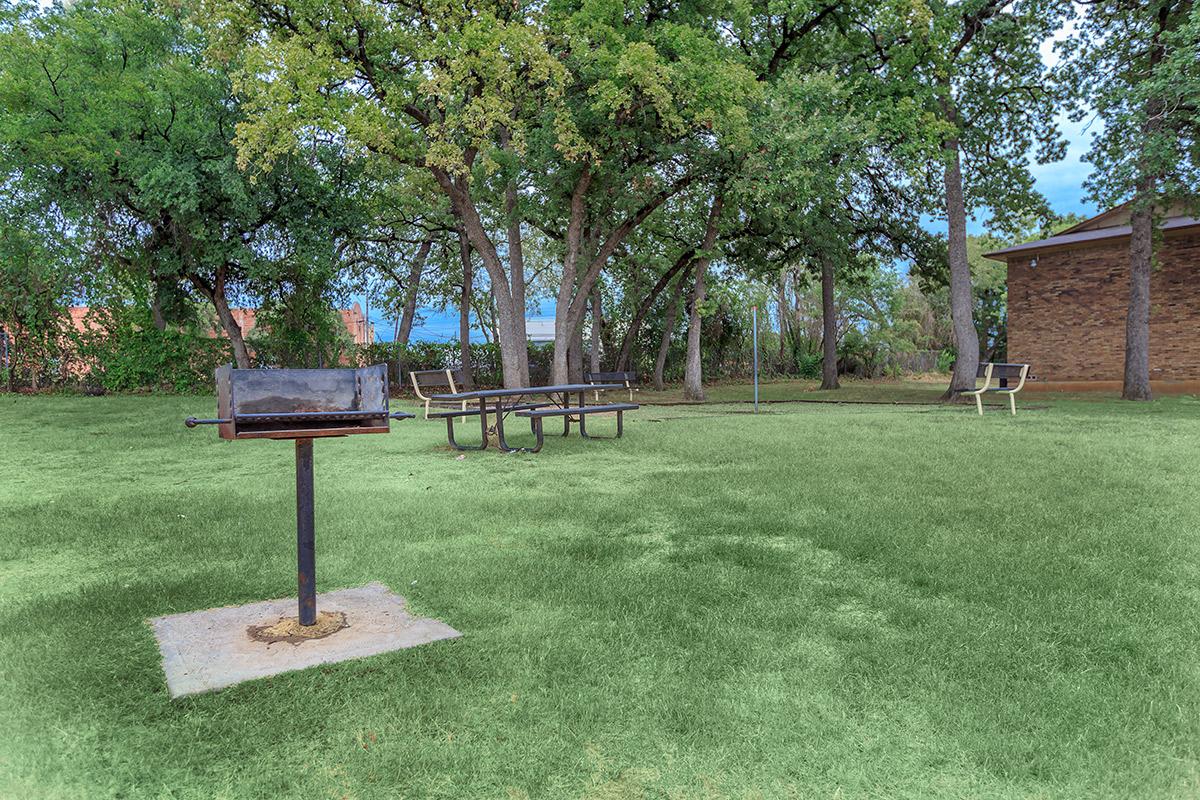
[430,383,637,453]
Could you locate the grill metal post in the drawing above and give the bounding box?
[295,438,317,625]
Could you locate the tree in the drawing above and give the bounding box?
[0,0,358,368]
[0,185,79,390]
[682,195,724,401]
[898,0,1067,399]
[731,65,939,391]
[1058,0,1200,400]
[220,0,757,386]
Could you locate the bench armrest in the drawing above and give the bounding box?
[963,363,993,396]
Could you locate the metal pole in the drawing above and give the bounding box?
[752,305,759,413]
[295,438,317,625]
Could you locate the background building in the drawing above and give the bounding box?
[987,204,1200,392]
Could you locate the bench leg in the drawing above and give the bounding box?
[974,394,984,416]
[579,411,623,440]
[530,418,544,453]
[446,415,487,451]
[1009,393,1017,416]
[495,410,542,453]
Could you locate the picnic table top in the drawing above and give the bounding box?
[431,383,625,401]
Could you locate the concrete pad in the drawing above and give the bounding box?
[148,582,461,699]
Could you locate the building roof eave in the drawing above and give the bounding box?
[983,216,1200,262]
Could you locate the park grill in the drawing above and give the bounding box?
[188,363,401,440]
[186,364,412,627]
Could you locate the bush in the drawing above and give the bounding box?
[936,347,956,373]
[797,352,822,379]
[73,311,231,393]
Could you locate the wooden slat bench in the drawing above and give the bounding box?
[965,362,1031,416]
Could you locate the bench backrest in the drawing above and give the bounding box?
[409,368,467,417]
[977,362,1030,388]
[585,370,637,401]
[410,368,455,391]
[585,371,636,385]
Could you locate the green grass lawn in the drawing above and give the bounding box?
[641,375,1142,406]
[2,389,1199,799]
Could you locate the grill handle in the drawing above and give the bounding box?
[185,417,230,428]
[186,413,410,427]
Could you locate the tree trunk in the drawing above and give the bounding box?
[589,286,602,373]
[819,254,839,390]
[500,127,531,385]
[550,169,695,385]
[432,168,524,387]
[568,330,584,383]
[396,233,434,347]
[683,196,723,401]
[506,187,530,385]
[682,264,705,400]
[456,226,475,390]
[654,268,689,391]
[939,124,980,401]
[1123,194,1154,400]
[551,170,594,386]
[777,270,790,366]
[1122,8,1168,402]
[614,249,694,371]
[149,280,167,332]
[190,270,251,369]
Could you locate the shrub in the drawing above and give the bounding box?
[936,347,956,373]
[797,352,822,379]
[73,309,231,393]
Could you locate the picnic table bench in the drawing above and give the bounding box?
[430,383,638,453]
[965,362,1031,416]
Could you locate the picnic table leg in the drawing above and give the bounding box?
[477,398,487,448]
[561,392,571,436]
[529,417,544,453]
[443,398,489,451]
[496,415,543,453]
[495,401,543,453]
[494,403,515,452]
[579,411,623,440]
[446,414,488,451]
[578,391,599,440]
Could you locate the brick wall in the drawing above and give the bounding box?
[1007,230,1200,382]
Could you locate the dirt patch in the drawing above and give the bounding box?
[247,611,348,644]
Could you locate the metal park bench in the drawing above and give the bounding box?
[410,369,474,420]
[584,370,638,403]
[515,400,638,452]
[964,362,1031,416]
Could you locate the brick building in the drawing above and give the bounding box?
[986,204,1200,392]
